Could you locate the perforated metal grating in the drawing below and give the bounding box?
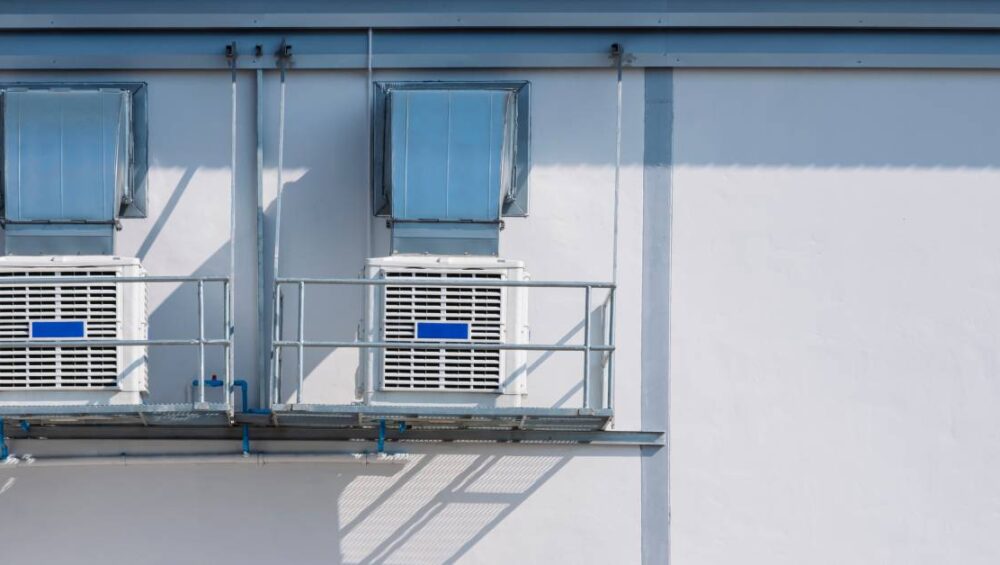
[382,270,504,391]
[0,270,119,389]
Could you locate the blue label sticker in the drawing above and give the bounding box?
[415,322,470,341]
[30,320,86,339]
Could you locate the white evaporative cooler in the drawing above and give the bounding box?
[365,255,528,400]
[0,256,147,406]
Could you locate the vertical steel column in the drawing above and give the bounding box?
[361,31,377,404]
[608,43,624,415]
[583,285,592,410]
[256,66,267,408]
[296,280,305,404]
[270,42,290,407]
[366,28,374,259]
[197,279,206,404]
[611,43,624,286]
[227,43,238,413]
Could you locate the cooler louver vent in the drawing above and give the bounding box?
[382,270,504,391]
[0,270,119,389]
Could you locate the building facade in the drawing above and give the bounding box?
[1,2,999,564]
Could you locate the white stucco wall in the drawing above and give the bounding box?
[671,69,1000,564]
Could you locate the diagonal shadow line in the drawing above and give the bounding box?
[339,453,436,536]
[506,301,606,407]
[364,454,571,565]
[366,454,570,565]
[356,454,498,565]
[552,381,583,409]
[441,456,571,565]
[136,167,195,260]
[503,317,585,390]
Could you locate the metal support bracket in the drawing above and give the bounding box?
[276,39,293,65]
[0,420,8,460]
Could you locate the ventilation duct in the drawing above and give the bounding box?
[1,88,135,255]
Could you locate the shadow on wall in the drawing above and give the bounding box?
[144,243,231,404]
[0,447,589,565]
[138,162,605,407]
[269,167,369,403]
[338,450,571,564]
[137,166,367,405]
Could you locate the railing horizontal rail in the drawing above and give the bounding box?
[274,340,614,352]
[0,275,234,414]
[0,275,229,284]
[0,339,230,349]
[276,277,614,289]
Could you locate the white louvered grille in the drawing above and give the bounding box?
[0,270,120,389]
[382,270,504,391]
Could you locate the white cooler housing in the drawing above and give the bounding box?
[0,255,147,406]
[364,255,529,405]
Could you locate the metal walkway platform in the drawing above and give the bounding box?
[267,404,614,431]
[0,405,657,446]
[0,403,232,426]
[5,421,661,446]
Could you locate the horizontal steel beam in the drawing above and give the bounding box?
[4,423,664,446]
[0,452,405,468]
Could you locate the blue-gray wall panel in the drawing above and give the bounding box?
[3,30,1000,70]
[641,69,672,565]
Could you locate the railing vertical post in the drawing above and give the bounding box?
[197,279,206,405]
[296,281,305,404]
[364,276,378,404]
[272,286,283,405]
[583,285,592,410]
[223,279,233,412]
[606,287,616,412]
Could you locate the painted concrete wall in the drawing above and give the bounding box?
[0,440,641,564]
[671,69,1000,564]
[0,67,654,564]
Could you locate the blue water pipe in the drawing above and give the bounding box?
[377,419,386,454]
[190,376,270,414]
[191,376,268,456]
[1,420,8,460]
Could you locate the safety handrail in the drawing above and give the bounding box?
[0,275,234,413]
[270,277,616,415]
